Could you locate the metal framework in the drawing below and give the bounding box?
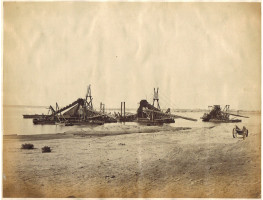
[85,84,93,110]
[153,87,160,109]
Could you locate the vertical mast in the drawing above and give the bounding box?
[85,84,93,110]
[153,87,160,109]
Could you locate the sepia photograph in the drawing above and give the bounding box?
[2,1,261,198]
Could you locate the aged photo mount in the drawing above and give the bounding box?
[2,1,261,198]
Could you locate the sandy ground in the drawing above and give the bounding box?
[3,121,261,198]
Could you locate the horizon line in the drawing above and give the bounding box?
[2,104,261,112]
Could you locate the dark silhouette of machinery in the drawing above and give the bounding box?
[137,99,197,125]
[33,85,116,125]
[201,105,249,123]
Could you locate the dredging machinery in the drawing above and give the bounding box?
[32,85,117,125]
[201,105,249,123]
[136,99,197,125]
[31,86,197,126]
[115,88,197,125]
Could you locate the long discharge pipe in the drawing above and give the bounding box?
[143,108,197,121]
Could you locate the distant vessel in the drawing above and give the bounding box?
[201,105,249,123]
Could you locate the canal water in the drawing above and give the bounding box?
[3,106,258,135]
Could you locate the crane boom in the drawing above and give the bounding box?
[224,112,249,118]
[50,98,84,116]
[143,108,197,121]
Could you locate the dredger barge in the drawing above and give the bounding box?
[28,86,198,126]
[201,105,249,123]
[32,85,117,125]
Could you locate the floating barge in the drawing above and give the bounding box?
[27,86,198,126]
[201,105,248,123]
[23,114,49,119]
[116,90,197,125]
[208,119,242,123]
[31,85,117,126]
[33,118,56,125]
[136,88,197,125]
[137,118,175,126]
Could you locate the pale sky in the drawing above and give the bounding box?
[3,2,261,110]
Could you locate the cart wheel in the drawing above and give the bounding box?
[243,133,246,140]
[246,130,248,137]
[233,128,237,138]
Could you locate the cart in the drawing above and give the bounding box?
[232,125,248,139]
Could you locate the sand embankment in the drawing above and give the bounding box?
[3,124,190,140]
[3,123,261,198]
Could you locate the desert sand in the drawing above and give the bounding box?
[3,117,261,198]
